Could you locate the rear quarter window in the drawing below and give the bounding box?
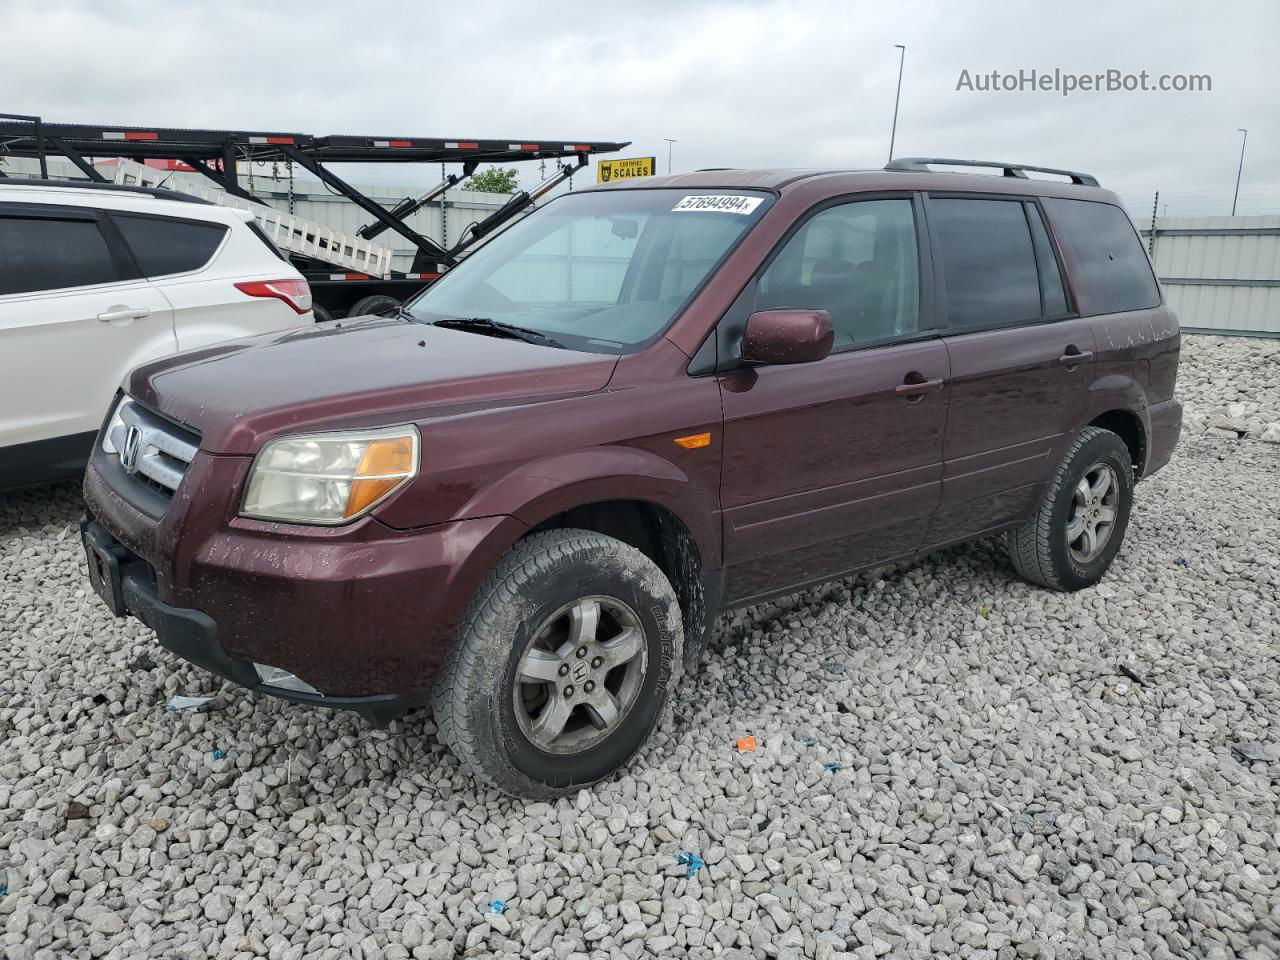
[112,213,229,278]
[1043,199,1160,315]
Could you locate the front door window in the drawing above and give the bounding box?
[755,198,920,348]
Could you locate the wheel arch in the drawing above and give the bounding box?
[524,497,716,672]
[452,446,722,671]
[1084,373,1152,478]
[459,446,720,568]
[1088,408,1147,478]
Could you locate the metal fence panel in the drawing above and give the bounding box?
[1138,216,1280,336]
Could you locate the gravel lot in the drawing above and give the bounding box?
[2,335,1278,960]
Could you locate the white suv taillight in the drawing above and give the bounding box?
[234,279,313,315]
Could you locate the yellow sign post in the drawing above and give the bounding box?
[597,156,656,184]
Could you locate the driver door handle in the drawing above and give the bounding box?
[1058,348,1093,367]
[894,376,946,398]
[97,307,151,323]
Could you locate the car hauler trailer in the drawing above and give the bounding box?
[0,112,628,319]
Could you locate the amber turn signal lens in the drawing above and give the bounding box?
[345,436,417,518]
[674,432,712,449]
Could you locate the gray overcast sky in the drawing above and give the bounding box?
[7,0,1276,216]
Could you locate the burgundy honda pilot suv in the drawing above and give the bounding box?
[82,158,1181,797]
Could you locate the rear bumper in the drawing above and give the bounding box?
[84,518,423,726]
[1144,397,1183,477]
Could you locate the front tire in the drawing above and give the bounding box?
[432,529,683,798]
[1008,427,1135,591]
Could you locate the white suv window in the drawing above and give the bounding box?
[112,213,228,277]
[0,213,120,295]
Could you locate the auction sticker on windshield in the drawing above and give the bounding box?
[671,194,764,215]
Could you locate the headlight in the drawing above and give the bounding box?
[101,398,126,454]
[241,426,420,524]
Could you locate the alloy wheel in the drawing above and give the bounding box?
[1067,462,1120,563]
[513,596,647,754]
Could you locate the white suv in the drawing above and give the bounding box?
[0,180,312,491]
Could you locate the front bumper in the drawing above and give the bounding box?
[83,452,523,703]
[83,518,423,726]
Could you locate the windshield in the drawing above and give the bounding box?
[406,188,774,353]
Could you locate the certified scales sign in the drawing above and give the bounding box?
[597,156,656,183]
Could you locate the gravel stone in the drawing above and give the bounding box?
[1,334,1277,959]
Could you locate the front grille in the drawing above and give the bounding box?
[105,397,200,497]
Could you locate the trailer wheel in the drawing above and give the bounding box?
[347,295,400,318]
[311,304,334,324]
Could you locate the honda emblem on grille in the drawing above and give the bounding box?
[121,425,143,474]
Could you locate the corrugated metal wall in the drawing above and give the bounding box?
[1137,216,1280,336]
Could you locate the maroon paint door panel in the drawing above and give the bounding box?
[719,338,949,602]
[922,194,1096,545]
[927,319,1095,544]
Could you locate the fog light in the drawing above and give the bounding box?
[254,663,321,695]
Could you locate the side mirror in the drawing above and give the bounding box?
[741,309,834,365]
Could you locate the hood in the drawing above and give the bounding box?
[127,316,618,454]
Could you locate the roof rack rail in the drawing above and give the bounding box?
[885,157,1099,187]
[0,176,211,204]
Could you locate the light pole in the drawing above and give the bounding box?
[888,44,906,163]
[664,138,678,175]
[1231,128,1248,216]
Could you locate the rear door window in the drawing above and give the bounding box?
[1043,198,1160,315]
[0,214,120,295]
[930,198,1041,331]
[112,214,228,278]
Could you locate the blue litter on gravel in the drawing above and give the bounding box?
[211,749,226,760]
[822,762,843,772]
[676,851,705,877]
[489,899,507,914]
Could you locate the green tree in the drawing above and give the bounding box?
[464,166,520,194]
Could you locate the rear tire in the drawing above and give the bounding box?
[347,295,400,318]
[311,303,334,324]
[432,529,683,798]
[1007,427,1134,591]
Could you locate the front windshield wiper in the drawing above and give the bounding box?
[431,316,565,349]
